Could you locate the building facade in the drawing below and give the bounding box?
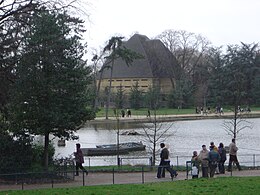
[97,34,178,95]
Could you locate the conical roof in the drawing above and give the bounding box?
[101,34,177,79]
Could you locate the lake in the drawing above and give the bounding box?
[53,118,260,166]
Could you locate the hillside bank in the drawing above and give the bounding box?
[87,111,260,125]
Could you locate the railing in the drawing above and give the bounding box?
[1,154,260,191]
[83,154,260,168]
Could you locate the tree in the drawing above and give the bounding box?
[129,81,143,109]
[103,36,143,119]
[142,86,174,166]
[157,30,211,107]
[9,8,94,170]
[115,84,125,109]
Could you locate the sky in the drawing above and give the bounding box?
[84,0,260,58]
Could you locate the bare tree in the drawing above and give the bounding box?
[141,110,175,166]
[157,29,211,74]
[222,109,253,139]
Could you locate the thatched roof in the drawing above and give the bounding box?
[100,34,178,79]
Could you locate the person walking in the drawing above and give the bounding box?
[156,143,178,179]
[218,143,227,174]
[208,145,220,178]
[198,145,209,178]
[228,138,241,171]
[74,143,88,176]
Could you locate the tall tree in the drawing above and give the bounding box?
[9,8,94,170]
[103,36,142,119]
[157,30,211,107]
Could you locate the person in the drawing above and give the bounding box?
[218,143,227,174]
[210,141,219,174]
[74,143,88,176]
[127,109,131,117]
[121,109,125,117]
[210,141,218,151]
[208,145,220,178]
[147,109,151,117]
[191,151,199,178]
[228,138,241,171]
[198,145,209,178]
[156,143,178,179]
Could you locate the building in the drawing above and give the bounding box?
[97,34,179,95]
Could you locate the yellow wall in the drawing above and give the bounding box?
[97,77,173,94]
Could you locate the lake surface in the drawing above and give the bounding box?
[53,118,260,166]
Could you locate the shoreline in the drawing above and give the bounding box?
[87,111,260,125]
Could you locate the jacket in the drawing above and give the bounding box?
[229,142,238,155]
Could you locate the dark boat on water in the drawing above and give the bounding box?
[81,142,146,156]
[96,142,146,151]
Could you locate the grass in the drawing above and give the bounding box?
[96,108,198,117]
[96,107,260,118]
[1,176,260,195]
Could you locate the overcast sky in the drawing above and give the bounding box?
[85,0,260,57]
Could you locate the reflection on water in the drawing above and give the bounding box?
[54,118,260,166]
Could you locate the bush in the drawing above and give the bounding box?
[0,132,33,173]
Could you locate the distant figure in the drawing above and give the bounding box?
[147,109,151,117]
[218,143,227,174]
[191,151,199,178]
[127,109,131,117]
[121,109,125,117]
[220,107,224,115]
[198,145,209,178]
[74,143,88,176]
[156,143,178,179]
[228,138,241,171]
[208,145,220,178]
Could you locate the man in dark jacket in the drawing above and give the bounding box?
[156,143,177,178]
[208,145,220,177]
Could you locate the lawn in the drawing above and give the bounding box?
[96,107,260,118]
[2,176,260,195]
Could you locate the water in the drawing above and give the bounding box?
[53,118,260,166]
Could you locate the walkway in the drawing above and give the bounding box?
[1,169,260,191]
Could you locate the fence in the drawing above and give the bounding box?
[1,154,260,191]
[83,154,260,169]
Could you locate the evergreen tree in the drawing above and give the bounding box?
[115,84,124,109]
[129,81,143,109]
[9,8,94,170]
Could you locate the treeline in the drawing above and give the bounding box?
[96,31,260,110]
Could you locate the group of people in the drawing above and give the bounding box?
[120,109,131,117]
[191,138,241,178]
[73,139,241,178]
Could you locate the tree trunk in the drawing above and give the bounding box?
[44,132,49,171]
[105,61,114,119]
[94,68,104,112]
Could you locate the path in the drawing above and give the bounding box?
[1,169,260,191]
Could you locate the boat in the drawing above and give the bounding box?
[81,147,129,156]
[96,142,146,152]
[81,142,146,156]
